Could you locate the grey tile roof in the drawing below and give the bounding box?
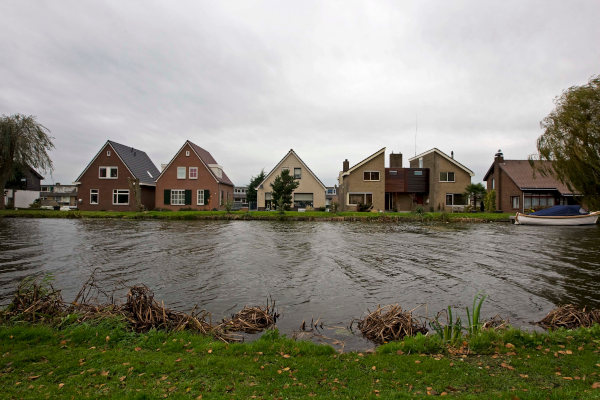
[108,141,160,185]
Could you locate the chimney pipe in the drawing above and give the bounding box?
[389,153,402,168]
[451,151,454,159]
[343,159,349,172]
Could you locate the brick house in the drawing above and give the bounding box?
[155,141,234,211]
[408,148,474,211]
[74,140,160,211]
[483,150,579,213]
[337,148,386,212]
[337,148,429,212]
[256,149,327,210]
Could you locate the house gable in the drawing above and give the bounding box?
[408,148,474,177]
[259,150,327,191]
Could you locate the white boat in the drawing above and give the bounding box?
[515,210,600,226]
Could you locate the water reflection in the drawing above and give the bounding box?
[1,219,599,350]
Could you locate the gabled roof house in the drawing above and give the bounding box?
[155,140,234,210]
[74,140,160,211]
[483,150,580,212]
[257,149,327,210]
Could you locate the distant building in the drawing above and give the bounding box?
[257,149,327,210]
[155,140,234,211]
[4,165,44,208]
[483,150,580,213]
[40,183,78,207]
[325,187,338,209]
[233,186,249,210]
[74,140,160,211]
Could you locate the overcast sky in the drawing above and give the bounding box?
[2,1,599,186]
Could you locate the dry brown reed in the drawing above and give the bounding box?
[350,304,427,344]
[482,314,508,330]
[537,304,600,330]
[219,300,279,333]
[0,276,64,322]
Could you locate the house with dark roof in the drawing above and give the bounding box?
[4,165,44,208]
[74,140,160,211]
[155,140,234,210]
[483,150,580,213]
[257,149,327,210]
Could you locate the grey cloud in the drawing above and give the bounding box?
[1,0,598,186]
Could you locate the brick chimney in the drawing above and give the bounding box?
[389,152,402,168]
[494,149,504,163]
[343,159,349,172]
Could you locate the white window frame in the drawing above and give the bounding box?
[99,166,118,179]
[445,193,467,207]
[171,189,185,206]
[189,167,198,179]
[177,167,186,180]
[90,189,99,205]
[112,189,129,205]
[363,171,380,181]
[439,172,455,182]
[107,150,111,156]
[294,167,302,179]
[197,189,205,205]
[185,151,190,156]
[347,192,373,206]
[418,158,423,168]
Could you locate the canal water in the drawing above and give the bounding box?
[1,219,599,350]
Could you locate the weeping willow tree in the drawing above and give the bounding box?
[0,114,54,210]
[529,75,600,210]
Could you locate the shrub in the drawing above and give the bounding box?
[429,206,434,212]
[154,208,172,212]
[29,199,42,209]
[179,207,195,211]
[304,205,314,212]
[330,202,339,213]
[225,199,233,214]
[357,202,373,212]
[484,190,496,213]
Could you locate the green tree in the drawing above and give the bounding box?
[484,190,496,213]
[463,183,487,207]
[270,169,299,211]
[1,114,54,210]
[529,75,600,210]
[246,169,266,204]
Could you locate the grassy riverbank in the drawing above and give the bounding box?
[0,209,512,222]
[2,320,600,399]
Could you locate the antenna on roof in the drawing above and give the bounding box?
[414,114,418,156]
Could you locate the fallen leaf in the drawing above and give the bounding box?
[123,363,130,366]
[592,382,600,389]
[397,350,404,355]
[28,376,41,380]
[283,354,291,359]
[520,374,528,378]
[208,349,212,354]
[58,383,65,388]
[135,347,141,352]
[505,343,515,349]
[372,366,376,370]
[500,363,515,370]
[563,377,573,381]
[101,370,109,376]
[566,350,573,355]
[440,392,448,396]
[175,358,182,362]
[15,382,21,386]
[415,360,421,364]
[106,336,110,342]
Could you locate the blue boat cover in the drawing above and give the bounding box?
[530,205,588,216]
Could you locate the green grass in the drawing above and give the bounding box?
[0,209,513,222]
[2,320,600,399]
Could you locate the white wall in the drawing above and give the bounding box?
[14,190,40,209]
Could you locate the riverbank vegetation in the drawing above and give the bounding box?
[0,209,513,222]
[3,275,600,397]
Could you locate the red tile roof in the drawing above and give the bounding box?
[497,160,575,195]
[188,141,234,186]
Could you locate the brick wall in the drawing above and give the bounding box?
[77,143,157,211]
[155,142,232,211]
[338,151,385,212]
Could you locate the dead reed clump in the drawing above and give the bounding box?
[0,276,64,322]
[350,304,428,344]
[120,285,212,335]
[219,300,279,334]
[537,304,600,330]
[482,314,509,331]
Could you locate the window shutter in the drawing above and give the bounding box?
[164,190,171,205]
[185,190,192,205]
[204,190,210,202]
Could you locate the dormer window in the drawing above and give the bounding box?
[107,151,111,156]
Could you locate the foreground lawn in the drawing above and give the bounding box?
[2,321,600,399]
[0,209,512,222]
